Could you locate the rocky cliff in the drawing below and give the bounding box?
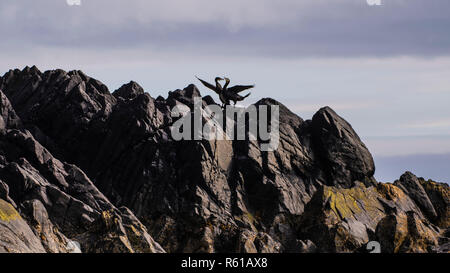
[0,66,448,253]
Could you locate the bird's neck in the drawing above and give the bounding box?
[223,79,230,89]
[215,79,222,89]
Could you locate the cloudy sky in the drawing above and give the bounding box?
[1,0,449,182]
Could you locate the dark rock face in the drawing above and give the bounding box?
[395,172,438,221]
[0,75,164,252]
[0,66,448,253]
[113,81,145,100]
[311,107,375,188]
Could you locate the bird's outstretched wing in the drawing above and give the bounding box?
[196,76,219,94]
[228,85,255,94]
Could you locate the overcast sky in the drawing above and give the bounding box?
[1,0,449,182]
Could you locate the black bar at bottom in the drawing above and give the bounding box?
[0,253,445,272]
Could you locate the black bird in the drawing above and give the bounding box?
[196,76,254,107]
[222,77,254,105]
[196,76,227,107]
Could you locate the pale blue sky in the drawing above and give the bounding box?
[1,0,449,182]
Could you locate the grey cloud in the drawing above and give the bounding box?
[1,0,450,57]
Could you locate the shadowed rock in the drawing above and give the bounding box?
[311,107,376,188]
[113,81,145,100]
[0,86,164,253]
[0,67,447,253]
[395,172,438,221]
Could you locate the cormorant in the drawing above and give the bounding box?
[222,77,254,105]
[196,76,254,107]
[196,76,227,107]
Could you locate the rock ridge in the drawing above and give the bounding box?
[0,67,447,253]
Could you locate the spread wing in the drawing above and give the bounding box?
[196,76,219,94]
[227,85,255,94]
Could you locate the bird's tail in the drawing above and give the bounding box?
[243,93,251,99]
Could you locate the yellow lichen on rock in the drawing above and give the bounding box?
[392,213,409,253]
[419,180,450,228]
[0,199,20,222]
[377,183,407,201]
[101,210,115,228]
[323,185,370,220]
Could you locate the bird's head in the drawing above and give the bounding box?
[215,77,224,82]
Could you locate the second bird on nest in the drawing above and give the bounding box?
[196,76,255,108]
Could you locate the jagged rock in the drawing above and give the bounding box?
[113,81,145,100]
[375,211,439,253]
[0,180,8,200]
[298,182,382,252]
[21,199,73,253]
[395,172,437,221]
[0,67,448,253]
[296,239,317,253]
[118,207,165,253]
[297,181,441,252]
[0,198,46,253]
[0,179,16,207]
[236,230,281,253]
[311,107,376,188]
[0,91,21,132]
[0,87,164,253]
[418,178,450,228]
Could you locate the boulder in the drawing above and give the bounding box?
[311,107,376,188]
